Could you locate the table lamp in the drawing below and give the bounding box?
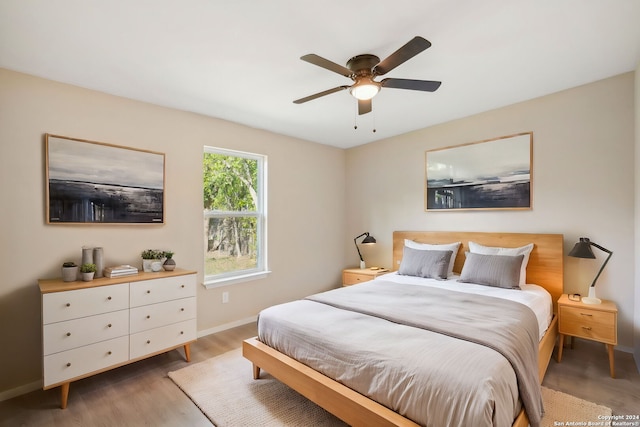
[568,237,613,304]
[354,232,376,269]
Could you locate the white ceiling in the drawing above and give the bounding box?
[1,0,639,149]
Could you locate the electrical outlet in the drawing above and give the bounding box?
[222,291,229,304]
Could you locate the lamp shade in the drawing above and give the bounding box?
[568,237,596,259]
[361,234,376,244]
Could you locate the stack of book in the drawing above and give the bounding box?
[104,265,139,278]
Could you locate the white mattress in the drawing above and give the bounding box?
[375,272,553,340]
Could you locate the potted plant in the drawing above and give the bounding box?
[163,251,176,271]
[141,249,164,272]
[80,263,97,281]
[61,262,78,282]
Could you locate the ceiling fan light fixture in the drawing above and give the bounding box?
[349,78,380,100]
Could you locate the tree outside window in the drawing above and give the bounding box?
[203,147,266,285]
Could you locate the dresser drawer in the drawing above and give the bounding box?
[43,336,129,387]
[130,319,197,360]
[130,275,196,307]
[130,297,196,333]
[44,309,129,355]
[43,283,129,324]
[559,306,616,344]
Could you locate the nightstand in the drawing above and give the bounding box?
[557,293,618,377]
[342,268,390,286]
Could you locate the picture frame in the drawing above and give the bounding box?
[425,132,532,211]
[45,134,165,224]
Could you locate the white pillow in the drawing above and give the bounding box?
[404,239,461,277]
[468,241,534,287]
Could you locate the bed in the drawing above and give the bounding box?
[243,231,563,427]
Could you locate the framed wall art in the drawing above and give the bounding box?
[425,132,532,211]
[45,134,165,224]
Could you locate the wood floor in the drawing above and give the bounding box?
[1,323,638,426]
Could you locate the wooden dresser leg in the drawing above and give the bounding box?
[607,344,615,378]
[60,382,70,409]
[252,364,261,380]
[183,343,191,362]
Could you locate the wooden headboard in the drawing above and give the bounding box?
[393,231,564,312]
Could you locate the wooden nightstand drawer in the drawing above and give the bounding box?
[343,272,372,285]
[559,306,616,344]
[342,268,390,286]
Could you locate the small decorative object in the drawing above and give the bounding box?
[82,246,93,266]
[568,237,613,305]
[163,251,176,271]
[151,261,163,272]
[354,232,376,269]
[80,263,97,281]
[141,249,164,273]
[93,247,104,278]
[61,262,78,282]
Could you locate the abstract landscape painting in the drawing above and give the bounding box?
[425,133,532,211]
[46,134,165,224]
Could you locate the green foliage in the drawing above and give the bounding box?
[141,249,164,259]
[80,263,96,273]
[163,251,174,259]
[203,153,257,211]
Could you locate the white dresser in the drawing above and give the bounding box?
[39,269,197,408]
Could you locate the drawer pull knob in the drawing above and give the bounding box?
[181,285,185,288]
[107,296,112,301]
[66,363,71,367]
[146,340,151,344]
[146,315,151,319]
[107,351,112,355]
[180,308,185,311]
[66,303,71,307]
[582,326,592,331]
[180,331,184,335]
[66,332,71,337]
[107,324,112,328]
[146,290,151,294]
[580,313,593,317]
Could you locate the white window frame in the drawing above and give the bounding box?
[203,147,268,289]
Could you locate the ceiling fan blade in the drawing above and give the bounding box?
[293,86,350,104]
[358,99,372,115]
[300,54,353,77]
[373,36,432,76]
[381,78,441,92]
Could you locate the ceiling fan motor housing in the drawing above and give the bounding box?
[346,54,380,76]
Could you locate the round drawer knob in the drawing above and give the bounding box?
[107,324,112,328]
[107,351,112,355]
[146,290,151,294]
[66,363,71,367]
[66,303,71,307]
[146,340,151,344]
[146,315,151,319]
[181,285,185,288]
[180,331,184,335]
[66,332,71,337]
[180,308,185,312]
[107,296,112,301]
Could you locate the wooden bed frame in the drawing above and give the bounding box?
[243,231,563,427]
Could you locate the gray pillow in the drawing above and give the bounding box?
[398,247,452,280]
[459,252,524,289]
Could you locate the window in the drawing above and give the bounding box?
[203,147,267,288]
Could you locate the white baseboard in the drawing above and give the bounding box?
[197,316,257,338]
[0,380,41,403]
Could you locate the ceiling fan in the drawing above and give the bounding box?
[293,36,441,115]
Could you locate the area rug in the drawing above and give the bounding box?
[168,348,612,427]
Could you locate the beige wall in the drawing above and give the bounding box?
[0,69,346,397]
[345,73,636,351]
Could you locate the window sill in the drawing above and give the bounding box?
[202,270,271,289]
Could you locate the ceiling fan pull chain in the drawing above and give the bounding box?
[372,110,376,133]
[354,102,358,130]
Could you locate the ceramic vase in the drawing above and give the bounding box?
[163,257,176,271]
